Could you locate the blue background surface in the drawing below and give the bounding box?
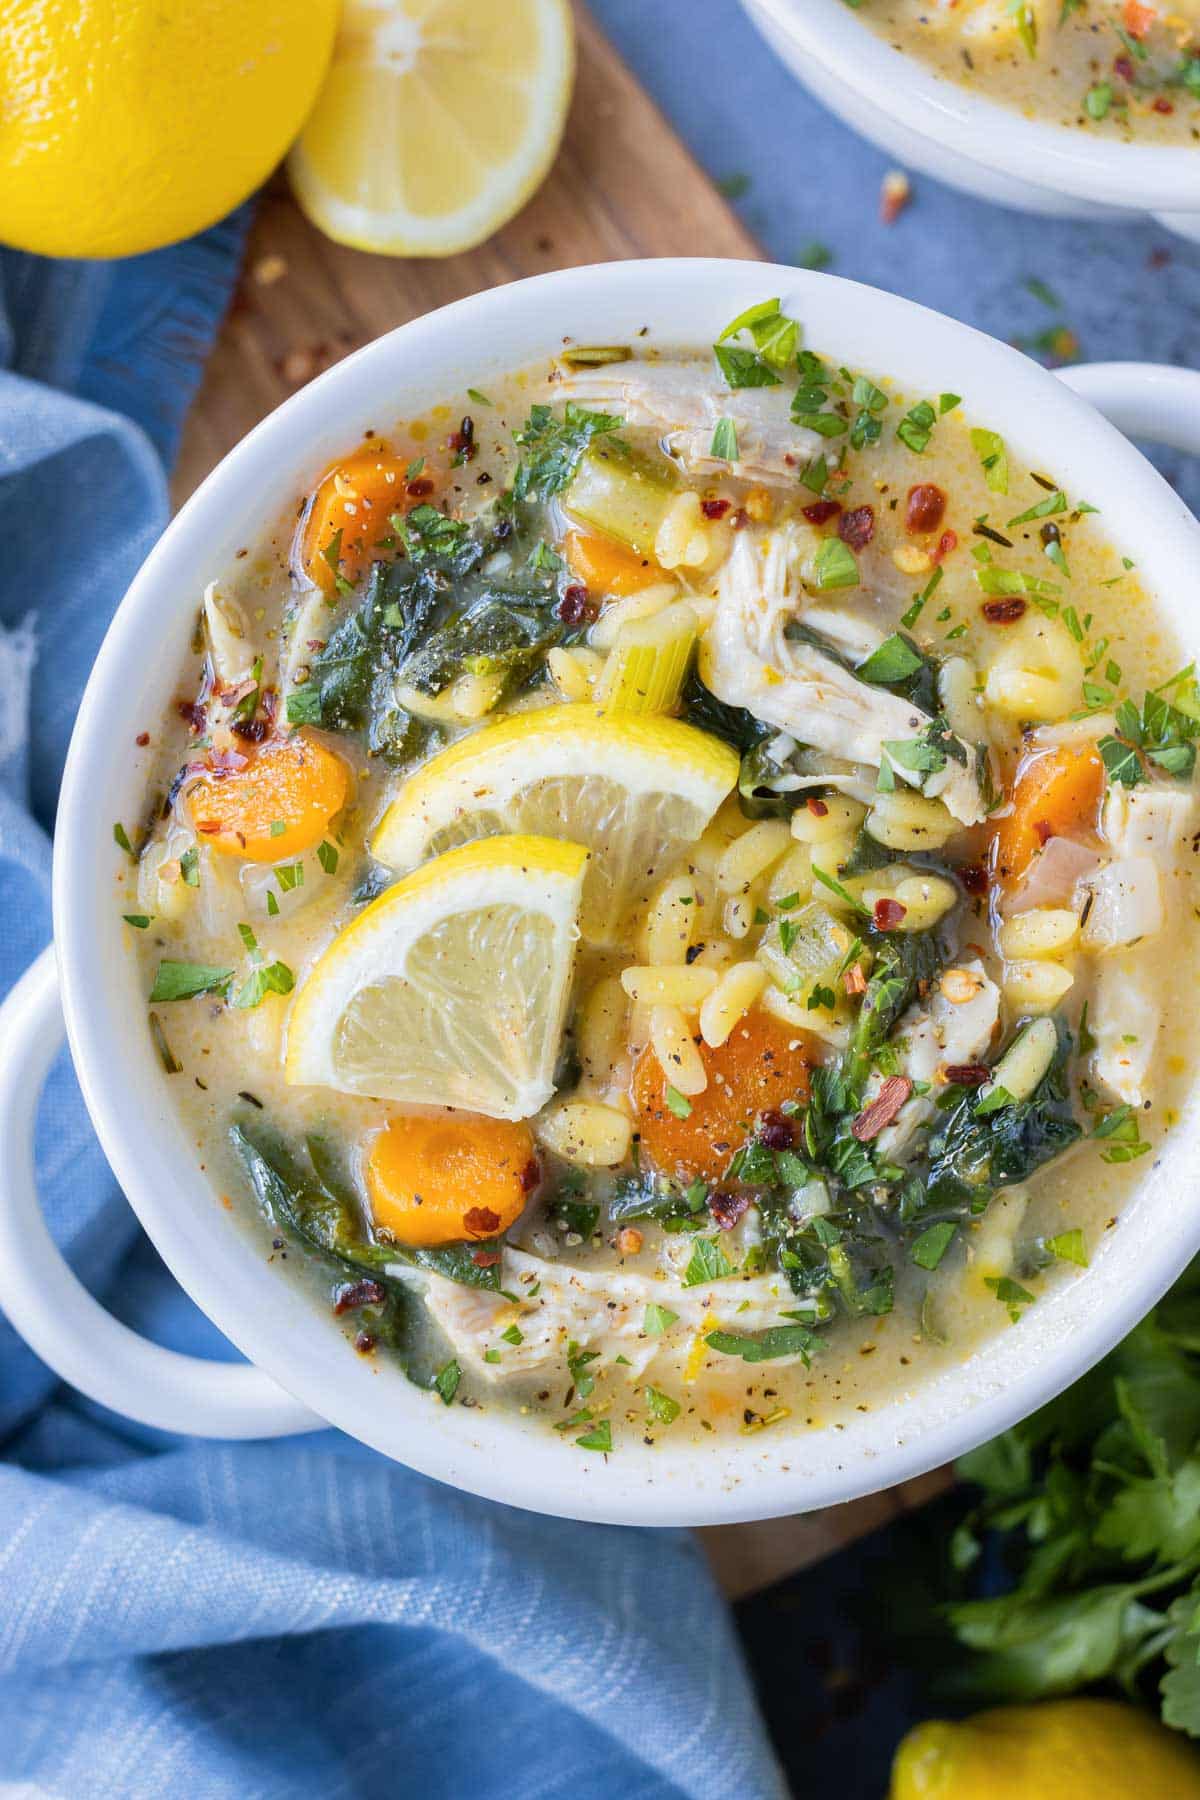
[590,0,1200,510]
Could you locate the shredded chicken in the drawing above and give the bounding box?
[868,959,1001,1161]
[1088,783,1195,1107]
[701,526,984,823]
[419,1245,806,1384]
[555,357,826,486]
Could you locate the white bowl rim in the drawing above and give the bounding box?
[53,257,1200,1526]
[748,0,1200,211]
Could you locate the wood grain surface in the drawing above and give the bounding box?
[175,0,950,1592]
[174,1,760,504]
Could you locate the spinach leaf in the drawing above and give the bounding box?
[398,592,560,698]
[842,927,942,1106]
[299,559,443,760]
[679,668,772,753]
[925,1023,1081,1213]
[608,1171,709,1229]
[232,1121,502,1294]
[856,630,940,715]
[842,826,895,878]
[737,739,802,820]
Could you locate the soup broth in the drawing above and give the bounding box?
[117,304,1200,1455]
[856,0,1200,142]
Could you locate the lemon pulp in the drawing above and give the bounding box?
[285,834,587,1119]
[288,0,575,256]
[371,705,740,945]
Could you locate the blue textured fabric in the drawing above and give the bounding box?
[0,240,785,1797]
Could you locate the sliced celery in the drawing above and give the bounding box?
[564,444,677,555]
[757,901,858,1010]
[599,601,698,715]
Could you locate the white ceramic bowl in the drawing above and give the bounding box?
[3,260,1200,1527]
[742,0,1200,236]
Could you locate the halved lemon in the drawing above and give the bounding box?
[288,0,575,257]
[371,705,740,945]
[285,834,587,1118]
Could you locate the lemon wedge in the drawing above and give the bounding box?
[371,705,740,945]
[288,0,575,257]
[285,834,587,1118]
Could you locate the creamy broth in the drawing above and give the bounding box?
[116,311,1200,1455]
[856,0,1200,142]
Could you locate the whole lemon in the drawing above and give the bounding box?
[0,0,339,258]
[891,1700,1200,1799]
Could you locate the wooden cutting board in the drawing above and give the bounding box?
[174,1,760,501]
[176,0,949,1590]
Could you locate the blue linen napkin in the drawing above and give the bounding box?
[0,241,787,1800]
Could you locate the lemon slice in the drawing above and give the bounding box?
[371,705,740,945]
[287,0,575,257]
[285,834,587,1118]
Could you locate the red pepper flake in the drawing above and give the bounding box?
[519,1157,541,1193]
[463,1206,502,1237]
[905,484,947,535]
[880,169,912,225]
[135,731,150,747]
[851,1075,913,1142]
[958,862,988,897]
[195,819,222,835]
[730,507,751,531]
[1033,818,1053,847]
[944,1063,990,1087]
[803,499,842,526]
[701,497,731,520]
[178,699,207,733]
[982,596,1027,624]
[1114,53,1135,82]
[931,529,958,564]
[873,897,907,931]
[709,1190,751,1231]
[843,962,868,997]
[333,1278,386,1315]
[838,505,875,550]
[231,716,270,744]
[1153,96,1175,114]
[354,1331,377,1355]
[758,1109,795,1150]
[807,796,829,818]
[406,476,434,498]
[471,1247,502,1268]
[557,584,591,625]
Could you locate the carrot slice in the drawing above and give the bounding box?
[301,448,430,594]
[632,1009,815,1184]
[991,742,1105,891]
[564,528,663,596]
[188,731,349,862]
[1122,0,1157,38]
[364,1114,538,1247]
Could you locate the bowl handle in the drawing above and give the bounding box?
[1059,362,1200,456]
[0,948,323,1439]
